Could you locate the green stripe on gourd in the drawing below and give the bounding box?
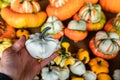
[79,2,101,23]
[94,31,120,55]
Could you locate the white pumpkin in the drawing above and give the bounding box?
[67,20,86,31]
[41,66,70,80]
[70,60,86,76]
[25,27,60,59]
[83,70,97,80]
[41,16,64,34]
[113,69,120,80]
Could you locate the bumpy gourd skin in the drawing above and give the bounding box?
[1,7,47,28]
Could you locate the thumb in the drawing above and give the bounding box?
[12,36,26,52]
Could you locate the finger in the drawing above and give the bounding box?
[36,52,59,70]
[12,36,26,52]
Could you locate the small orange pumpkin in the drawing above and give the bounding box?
[16,29,30,39]
[0,18,15,39]
[89,57,109,74]
[46,0,84,21]
[64,20,88,42]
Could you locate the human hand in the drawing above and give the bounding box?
[0,36,58,80]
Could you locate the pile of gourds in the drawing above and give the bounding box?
[1,0,120,80]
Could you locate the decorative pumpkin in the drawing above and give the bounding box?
[70,60,86,76]
[41,66,70,80]
[85,0,98,4]
[64,20,88,42]
[89,57,109,74]
[73,3,106,31]
[54,42,75,67]
[10,0,40,13]
[25,27,60,59]
[46,0,84,21]
[98,73,112,80]
[16,29,30,39]
[77,48,90,64]
[89,31,120,59]
[1,6,47,28]
[41,16,64,40]
[99,0,120,13]
[71,76,84,80]
[0,19,15,39]
[113,69,120,80]
[104,13,120,37]
[83,70,97,80]
[0,38,12,58]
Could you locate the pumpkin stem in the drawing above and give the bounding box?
[48,63,52,72]
[82,57,87,63]
[39,27,51,39]
[0,41,3,44]
[97,60,102,65]
[20,0,24,3]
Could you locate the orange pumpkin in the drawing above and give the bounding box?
[1,6,47,28]
[85,0,98,4]
[0,19,15,39]
[46,0,84,21]
[73,3,106,31]
[64,20,88,42]
[104,14,120,37]
[10,0,40,13]
[99,0,120,13]
[89,57,109,74]
[16,29,30,39]
[89,31,120,59]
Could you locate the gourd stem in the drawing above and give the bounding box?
[97,60,102,66]
[48,63,52,72]
[39,27,51,39]
[82,57,87,63]
[0,41,3,44]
